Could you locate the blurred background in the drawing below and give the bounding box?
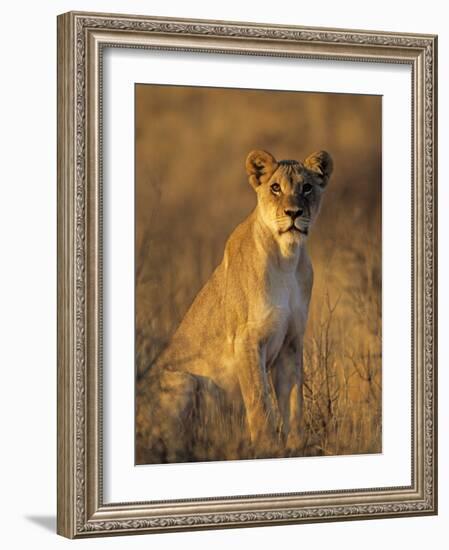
[135,84,382,460]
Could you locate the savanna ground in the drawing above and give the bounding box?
[135,84,382,464]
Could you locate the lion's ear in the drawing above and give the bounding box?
[304,151,333,188]
[246,150,278,189]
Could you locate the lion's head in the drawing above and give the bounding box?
[246,149,333,246]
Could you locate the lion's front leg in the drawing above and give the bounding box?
[273,342,305,452]
[286,345,305,451]
[236,342,284,457]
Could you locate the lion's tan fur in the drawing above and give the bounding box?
[137,149,333,462]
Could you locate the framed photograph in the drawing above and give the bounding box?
[57,11,437,538]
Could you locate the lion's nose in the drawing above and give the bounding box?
[284,208,303,219]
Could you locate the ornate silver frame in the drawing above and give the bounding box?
[57,11,438,538]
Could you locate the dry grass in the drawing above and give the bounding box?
[135,84,382,463]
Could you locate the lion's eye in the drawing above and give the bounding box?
[270,183,281,195]
[303,183,313,194]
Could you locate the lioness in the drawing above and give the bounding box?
[138,149,333,462]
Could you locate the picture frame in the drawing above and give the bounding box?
[57,10,437,538]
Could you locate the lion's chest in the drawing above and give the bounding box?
[259,271,307,364]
